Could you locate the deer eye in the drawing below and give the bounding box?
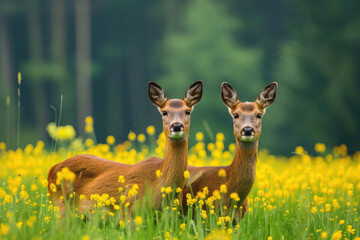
[256,113,262,119]
[233,113,239,119]
[162,111,168,116]
[185,110,191,115]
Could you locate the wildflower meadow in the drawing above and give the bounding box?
[0,116,359,240]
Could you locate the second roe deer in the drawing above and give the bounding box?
[47,80,203,215]
[183,82,277,218]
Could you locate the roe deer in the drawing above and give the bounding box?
[48,81,203,216]
[183,82,277,218]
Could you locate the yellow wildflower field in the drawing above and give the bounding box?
[0,125,359,239]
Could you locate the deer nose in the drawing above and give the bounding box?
[242,127,254,136]
[171,123,184,132]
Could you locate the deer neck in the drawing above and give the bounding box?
[227,139,258,203]
[160,137,188,187]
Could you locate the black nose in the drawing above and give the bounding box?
[243,127,254,136]
[171,123,184,132]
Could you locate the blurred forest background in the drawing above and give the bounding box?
[0,0,359,155]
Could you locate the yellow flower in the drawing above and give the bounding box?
[156,170,162,178]
[230,192,240,201]
[56,167,75,185]
[220,184,227,194]
[180,223,186,231]
[118,175,125,183]
[201,210,207,219]
[321,232,328,239]
[119,220,125,227]
[128,132,136,141]
[85,125,93,133]
[325,203,331,212]
[295,146,305,155]
[315,143,326,153]
[268,237,272,240]
[106,135,115,145]
[0,142,6,150]
[134,216,143,226]
[331,230,342,240]
[218,169,226,178]
[215,141,224,150]
[85,116,94,125]
[146,125,155,135]
[20,189,29,200]
[339,219,345,225]
[16,221,23,229]
[65,125,76,139]
[50,183,57,192]
[30,183,38,192]
[176,187,182,193]
[228,143,236,152]
[184,170,190,179]
[216,133,225,141]
[137,134,146,143]
[85,138,94,147]
[207,143,215,151]
[128,184,139,197]
[165,186,172,194]
[1,223,10,236]
[213,190,221,199]
[195,132,204,141]
[47,123,76,140]
[347,225,355,234]
[82,234,90,240]
[311,206,317,214]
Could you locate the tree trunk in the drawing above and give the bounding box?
[127,39,147,133]
[75,0,92,135]
[106,63,124,139]
[26,0,48,141]
[50,0,71,123]
[0,16,16,146]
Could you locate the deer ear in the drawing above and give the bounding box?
[221,82,240,109]
[184,80,203,107]
[148,82,168,108]
[256,82,278,109]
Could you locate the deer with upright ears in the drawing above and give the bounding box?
[47,81,203,215]
[183,82,277,218]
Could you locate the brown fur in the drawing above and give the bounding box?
[48,81,203,216]
[183,82,277,218]
[183,136,257,218]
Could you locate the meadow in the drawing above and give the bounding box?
[0,118,359,240]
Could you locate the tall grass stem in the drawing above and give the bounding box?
[17,72,22,149]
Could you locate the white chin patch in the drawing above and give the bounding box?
[240,136,256,142]
[168,131,185,140]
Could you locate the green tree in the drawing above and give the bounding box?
[273,0,360,153]
[157,0,263,144]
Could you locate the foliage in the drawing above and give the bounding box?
[271,0,360,153]
[158,0,262,143]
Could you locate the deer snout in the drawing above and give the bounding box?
[171,123,184,132]
[242,127,254,137]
